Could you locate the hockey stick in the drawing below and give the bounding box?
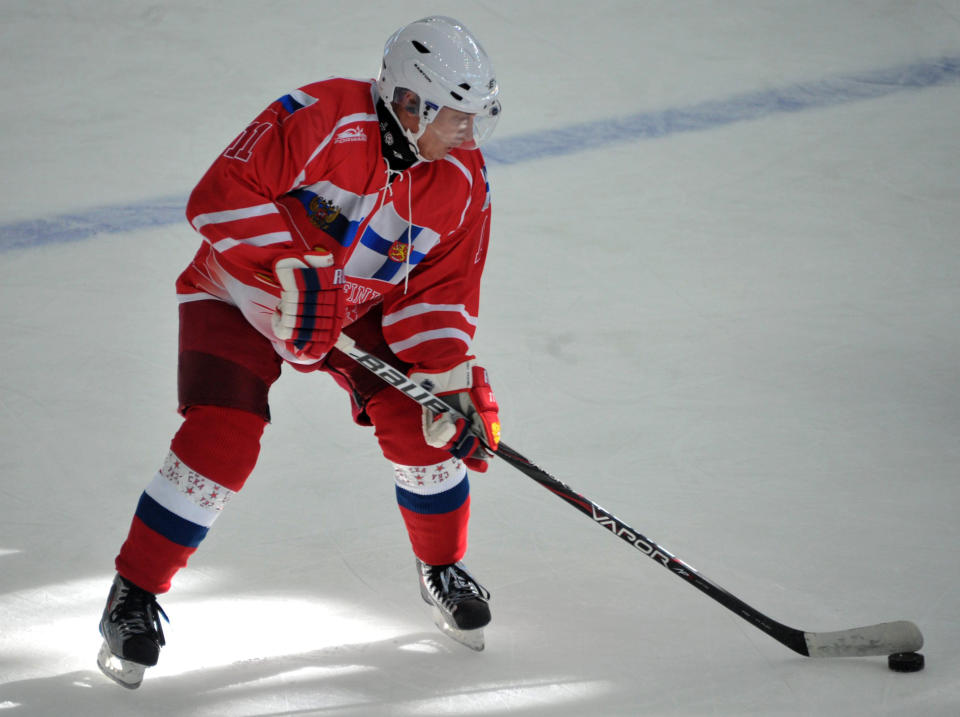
[333,335,923,658]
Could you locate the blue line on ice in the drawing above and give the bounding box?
[3,56,958,253]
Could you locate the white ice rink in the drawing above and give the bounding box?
[2,1,959,715]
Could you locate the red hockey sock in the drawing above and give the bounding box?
[115,406,265,594]
[397,493,470,565]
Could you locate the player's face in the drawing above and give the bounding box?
[416,107,477,160]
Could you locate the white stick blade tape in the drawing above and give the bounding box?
[805,620,923,657]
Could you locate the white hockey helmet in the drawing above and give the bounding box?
[378,16,501,151]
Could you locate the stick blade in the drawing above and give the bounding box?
[804,620,923,658]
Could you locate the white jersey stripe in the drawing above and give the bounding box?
[442,155,474,228]
[388,327,474,354]
[288,88,319,108]
[205,231,291,254]
[176,292,221,304]
[190,202,279,231]
[443,155,472,186]
[244,231,292,247]
[291,112,379,189]
[211,237,240,253]
[382,302,478,327]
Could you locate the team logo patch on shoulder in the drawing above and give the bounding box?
[335,126,367,143]
[388,239,410,262]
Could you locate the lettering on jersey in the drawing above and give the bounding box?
[388,239,410,263]
[223,121,272,162]
[307,196,342,229]
[335,126,367,143]
[343,280,381,305]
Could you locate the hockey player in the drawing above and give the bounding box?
[98,16,502,688]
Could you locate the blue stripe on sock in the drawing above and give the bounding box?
[135,492,209,548]
[396,476,470,515]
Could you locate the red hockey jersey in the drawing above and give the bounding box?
[178,78,492,372]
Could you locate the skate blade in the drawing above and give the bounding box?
[431,606,485,651]
[97,641,146,689]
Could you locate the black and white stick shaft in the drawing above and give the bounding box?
[333,335,923,658]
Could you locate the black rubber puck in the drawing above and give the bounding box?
[888,652,925,672]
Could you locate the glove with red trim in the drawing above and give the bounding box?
[270,252,345,361]
[410,360,501,472]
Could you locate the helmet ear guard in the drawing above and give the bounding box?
[383,84,431,150]
[390,87,421,118]
[378,16,501,156]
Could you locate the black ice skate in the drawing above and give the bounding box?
[97,574,167,689]
[417,559,491,651]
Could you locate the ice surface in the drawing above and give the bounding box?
[2,1,959,715]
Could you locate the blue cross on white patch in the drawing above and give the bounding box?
[344,203,441,283]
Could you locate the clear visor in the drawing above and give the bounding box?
[425,99,501,150]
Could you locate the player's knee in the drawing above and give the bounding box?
[367,388,449,465]
[170,405,266,490]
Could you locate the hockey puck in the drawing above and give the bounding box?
[888,652,925,672]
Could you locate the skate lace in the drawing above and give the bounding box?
[111,581,169,647]
[430,563,491,609]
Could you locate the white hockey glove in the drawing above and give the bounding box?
[409,360,501,472]
[270,252,345,361]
